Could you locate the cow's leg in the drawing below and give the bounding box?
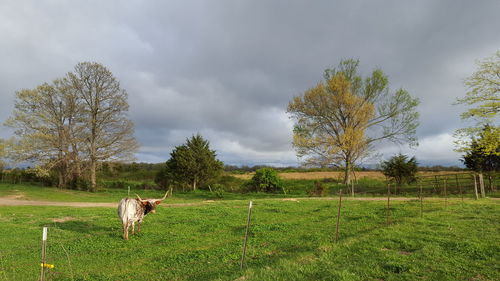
[131,221,135,234]
[137,220,142,233]
[123,222,129,240]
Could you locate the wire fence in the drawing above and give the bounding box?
[350,172,499,197]
[0,172,498,280]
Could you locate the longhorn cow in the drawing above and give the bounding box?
[117,190,169,240]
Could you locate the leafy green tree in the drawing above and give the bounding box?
[246,168,284,193]
[462,125,500,172]
[288,59,419,184]
[165,134,223,191]
[154,166,176,190]
[455,51,499,156]
[0,139,5,180]
[381,154,418,193]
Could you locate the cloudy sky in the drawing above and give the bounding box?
[1,0,499,167]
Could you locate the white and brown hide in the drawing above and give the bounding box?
[117,191,169,240]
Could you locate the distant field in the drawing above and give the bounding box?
[232,171,467,180]
[0,198,497,280]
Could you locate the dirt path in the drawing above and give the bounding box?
[0,196,491,208]
[0,198,218,208]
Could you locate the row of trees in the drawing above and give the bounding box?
[288,53,498,184]
[455,51,499,172]
[3,62,138,191]
[1,53,496,192]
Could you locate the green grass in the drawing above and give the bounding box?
[0,195,498,280]
[0,182,311,204]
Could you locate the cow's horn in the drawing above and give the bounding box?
[159,190,170,201]
[135,194,144,201]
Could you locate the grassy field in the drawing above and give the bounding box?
[0,183,310,204]
[0,187,498,280]
[231,171,470,180]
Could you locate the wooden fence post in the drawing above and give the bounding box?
[335,189,343,242]
[444,179,447,208]
[479,173,486,198]
[456,174,463,202]
[419,181,423,218]
[240,201,253,269]
[473,174,479,200]
[386,183,391,225]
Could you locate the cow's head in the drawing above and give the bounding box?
[136,190,170,214]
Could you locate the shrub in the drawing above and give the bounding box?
[110,181,127,189]
[217,175,246,192]
[381,154,418,193]
[308,180,328,197]
[245,168,284,193]
[210,183,225,199]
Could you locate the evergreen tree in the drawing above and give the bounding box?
[164,134,223,190]
[381,154,418,193]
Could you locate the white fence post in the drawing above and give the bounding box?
[240,201,253,269]
[40,227,48,281]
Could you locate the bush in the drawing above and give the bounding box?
[108,181,127,189]
[245,168,284,193]
[209,183,225,198]
[140,182,158,190]
[381,154,418,194]
[308,180,329,197]
[217,175,246,192]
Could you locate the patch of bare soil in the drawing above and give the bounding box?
[282,198,300,202]
[0,196,495,208]
[0,198,218,208]
[52,216,76,223]
[4,193,26,200]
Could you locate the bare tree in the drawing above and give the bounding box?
[5,62,138,191]
[5,80,79,187]
[67,62,138,190]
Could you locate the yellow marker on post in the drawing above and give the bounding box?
[40,263,55,269]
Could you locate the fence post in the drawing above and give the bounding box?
[479,173,486,198]
[335,189,343,242]
[456,174,463,202]
[386,183,391,225]
[40,227,48,281]
[473,174,479,200]
[240,201,253,269]
[419,181,423,218]
[444,179,447,208]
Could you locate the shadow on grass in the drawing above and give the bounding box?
[46,220,111,234]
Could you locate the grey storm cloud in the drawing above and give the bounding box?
[1,0,499,166]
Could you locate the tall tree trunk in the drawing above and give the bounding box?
[90,157,96,192]
[57,149,66,188]
[89,111,97,192]
[58,169,64,188]
[344,161,351,185]
[192,177,197,191]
